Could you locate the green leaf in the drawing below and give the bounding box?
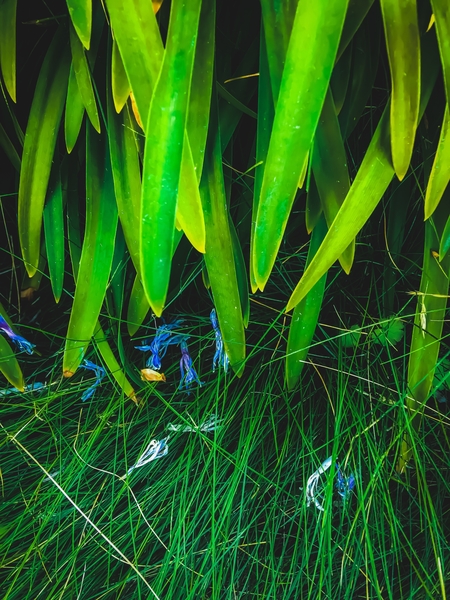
[398,187,450,471]
[66,0,92,50]
[371,318,404,346]
[253,0,349,290]
[380,0,420,180]
[312,87,353,273]
[63,126,118,376]
[336,0,375,61]
[18,27,70,276]
[431,0,450,105]
[65,64,86,153]
[0,335,24,391]
[340,324,362,349]
[286,215,327,390]
[286,29,440,312]
[111,39,130,113]
[305,176,322,234]
[201,92,246,375]
[0,121,21,171]
[69,22,100,133]
[0,0,17,102]
[140,0,202,316]
[43,160,65,303]
[424,104,450,220]
[330,41,352,114]
[229,215,250,328]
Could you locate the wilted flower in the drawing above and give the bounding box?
[210,309,229,373]
[0,314,35,355]
[179,340,203,390]
[305,456,332,512]
[135,319,186,370]
[167,413,224,433]
[126,437,169,475]
[80,359,105,401]
[140,368,166,382]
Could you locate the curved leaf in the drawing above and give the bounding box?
[0,335,24,391]
[253,0,349,290]
[66,0,92,50]
[111,39,130,113]
[0,0,17,102]
[380,0,420,180]
[43,160,65,303]
[18,28,70,276]
[424,104,450,220]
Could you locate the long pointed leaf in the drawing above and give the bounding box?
[63,127,118,376]
[424,105,450,220]
[380,0,420,179]
[43,160,65,303]
[140,0,202,316]
[66,0,92,50]
[253,0,349,290]
[0,336,24,391]
[18,28,70,275]
[0,0,17,102]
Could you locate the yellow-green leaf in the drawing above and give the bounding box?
[380,0,420,179]
[0,0,17,102]
[0,335,24,391]
[18,27,70,276]
[431,0,450,105]
[111,39,130,113]
[69,22,100,133]
[63,127,118,376]
[66,0,92,50]
[140,0,202,316]
[65,64,85,153]
[43,160,65,303]
[253,0,349,291]
[424,104,450,220]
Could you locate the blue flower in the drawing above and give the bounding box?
[80,359,105,401]
[335,462,356,501]
[0,314,35,355]
[135,319,185,370]
[210,309,229,373]
[179,340,203,390]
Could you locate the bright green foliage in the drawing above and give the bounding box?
[43,161,65,303]
[66,0,92,49]
[0,0,17,102]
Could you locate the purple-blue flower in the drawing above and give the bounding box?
[335,462,356,501]
[0,314,35,355]
[135,319,185,370]
[210,309,229,373]
[80,359,105,401]
[179,340,203,390]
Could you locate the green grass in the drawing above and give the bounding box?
[1,291,449,599]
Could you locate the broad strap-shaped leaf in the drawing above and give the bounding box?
[330,42,352,115]
[43,159,65,303]
[18,27,70,276]
[0,335,24,391]
[66,0,92,50]
[111,39,130,113]
[69,22,100,133]
[312,87,353,273]
[305,176,322,234]
[286,29,440,312]
[63,126,118,376]
[0,0,17,102]
[380,0,420,180]
[107,95,141,274]
[65,64,85,153]
[397,187,450,472]
[336,0,375,60]
[105,0,205,256]
[286,215,327,391]
[424,105,450,220]
[259,0,298,103]
[431,0,450,105]
[201,93,246,375]
[187,0,215,179]
[253,0,349,291]
[140,0,202,316]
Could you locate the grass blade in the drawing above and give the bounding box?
[63,127,118,376]
[18,27,70,276]
[380,0,420,179]
[140,0,202,316]
[253,0,349,290]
